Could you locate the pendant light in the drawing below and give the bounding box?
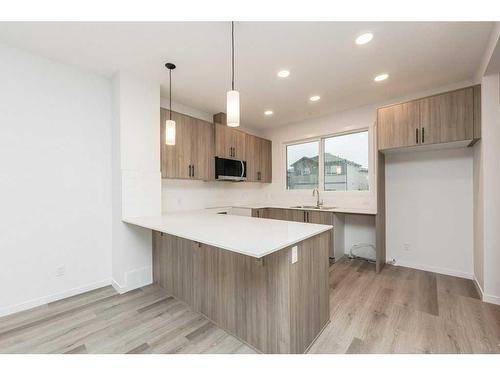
[165,62,176,145]
[226,21,240,127]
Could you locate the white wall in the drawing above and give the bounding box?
[0,43,112,316]
[111,72,161,293]
[472,22,500,304]
[474,73,500,303]
[386,148,474,278]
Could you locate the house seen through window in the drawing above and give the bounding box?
[286,130,369,191]
[286,140,319,189]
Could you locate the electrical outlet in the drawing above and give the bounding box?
[403,243,411,252]
[291,246,298,264]
[56,266,65,277]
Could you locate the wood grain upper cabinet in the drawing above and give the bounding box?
[215,112,272,183]
[161,108,214,180]
[245,135,273,183]
[377,101,420,150]
[419,86,474,145]
[214,113,246,160]
[259,137,272,183]
[377,85,480,151]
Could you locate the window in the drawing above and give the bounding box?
[286,140,319,190]
[324,131,369,191]
[285,130,369,192]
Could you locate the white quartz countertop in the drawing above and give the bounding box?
[231,204,377,215]
[123,211,332,259]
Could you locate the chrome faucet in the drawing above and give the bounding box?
[312,188,322,208]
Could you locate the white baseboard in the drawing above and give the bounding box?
[483,293,500,305]
[111,266,152,294]
[0,278,112,318]
[473,277,484,299]
[393,260,473,280]
[473,277,500,305]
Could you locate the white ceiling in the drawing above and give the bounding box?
[0,22,493,128]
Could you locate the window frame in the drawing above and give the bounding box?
[283,127,372,193]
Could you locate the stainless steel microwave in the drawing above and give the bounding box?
[215,157,247,181]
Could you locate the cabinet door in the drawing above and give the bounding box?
[267,208,287,220]
[307,211,334,225]
[377,101,420,150]
[214,122,247,160]
[161,109,192,179]
[289,209,306,222]
[215,123,233,158]
[245,136,272,183]
[192,118,214,181]
[419,87,474,145]
[233,130,247,160]
[251,208,268,218]
[245,135,259,181]
[307,211,334,258]
[259,138,272,183]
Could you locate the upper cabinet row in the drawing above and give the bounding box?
[377,85,481,151]
[160,109,272,183]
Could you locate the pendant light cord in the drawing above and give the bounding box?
[169,68,172,120]
[231,21,235,91]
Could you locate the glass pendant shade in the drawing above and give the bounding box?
[226,90,240,127]
[165,119,176,145]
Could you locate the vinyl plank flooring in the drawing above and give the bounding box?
[0,260,499,354]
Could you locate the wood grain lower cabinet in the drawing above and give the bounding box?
[161,108,214,180]
[377,85,480,151]
[152,231,330,353]
[251,208,269,218]
[264,208,335,258]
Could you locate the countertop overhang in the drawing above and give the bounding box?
[123,212,332,258]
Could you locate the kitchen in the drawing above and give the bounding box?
[1,15,500,368]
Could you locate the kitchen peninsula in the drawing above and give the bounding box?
[124,212,332,354]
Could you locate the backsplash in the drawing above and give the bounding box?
[162,179,375,213]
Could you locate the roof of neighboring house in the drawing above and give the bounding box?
[290,153,363,168]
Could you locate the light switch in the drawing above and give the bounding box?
[292,246,298,264]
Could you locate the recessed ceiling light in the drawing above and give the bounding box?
[264,110,273,116]
[277,70,290,78]
[355,33,374,45]
[309,95,321,102]
[374,73,389,82]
